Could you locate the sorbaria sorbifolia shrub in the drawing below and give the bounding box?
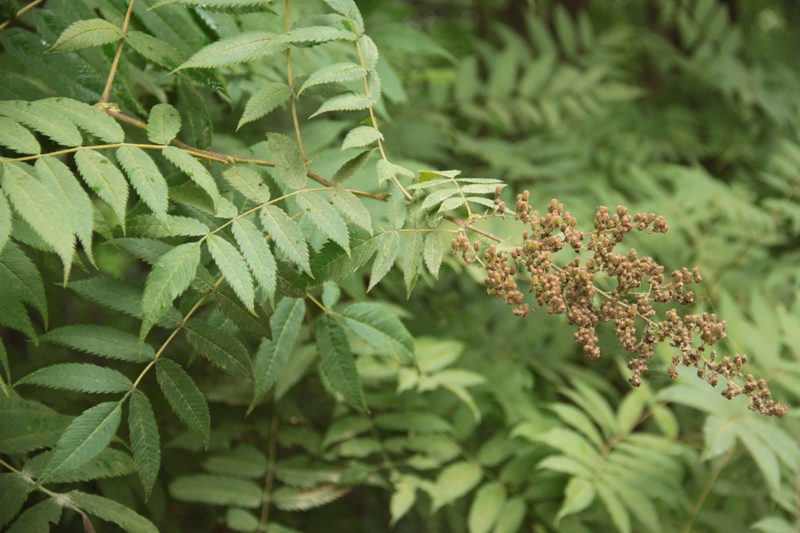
[0,0,795,532]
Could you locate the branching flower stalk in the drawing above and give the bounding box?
[454,194,786,417]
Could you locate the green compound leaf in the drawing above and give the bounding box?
[48,18,122,52]
[40,326,155,364]
[184,318,253,377]
[260,205,310,273]
[34,157,94,265]
[368,231,399,291]
[5,499,61,533]
[341,125,383,150]
[0,116,40,155]
[17,363,133,394]
[232,218,277,303]
[128,390,160,500]
[299,62,366,95]
[207,234,255,313]
[74,148,129,230]
[267,132,306,189]
[39,98,124,143]
[223,166,271,203]
[238,83,292,129]
[342,302,414,363]
[156,358,210,447]
[297,192,350,251]
[178,32,289,70]
[310,92,372,118]
[1,162,75,277]
[0,100,82,147]
[162,146,220,210]
[317,315,365,408]
[147,103,182,145]
[141,241,201,341]
[67,490,159,533]
[32,401,122,490]
[331,150,373,185]
[252,298,305,408]
[330,188,372,232]
[169,475,262,508]
[116,146,169,220]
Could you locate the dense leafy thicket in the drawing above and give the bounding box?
[1,0,799,531]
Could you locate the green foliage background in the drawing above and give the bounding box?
[1,0,800,532]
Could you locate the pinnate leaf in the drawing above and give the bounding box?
[129,390,160,500]
[67,490,159,533]
[299,62,366,94]
[232,218,277,302]
[0,241,47,327]
[223,166,271,203]
[331,188,372,232]
[424,232,444,278]
[252,298,305,406]
[430,461,482,511]
[368,231,399,291]
[0,100,82,147]
[310,92,372,118]
[317,315,365,408]
[260,205,309,273]
[178,32,289,70]
[0,472,28,528]
[39,98,124,143]
[156,359,210,446]
[239,83,292,129]
[468,484,506,533]
[324,0,364,35]
[207,234,255,313]
[377,159,414,185]
[342,302,414,363]
[267,132,306,189]
[75,148,129,229]
[23,447,134,484]
[0,396,73,455]
[289,233,378,290]
[147,103,182,145]
[127,215,208,238]
[342,125,383,150]
[33,401,122,489]
[556,477,596,523]
[0,116,40,155]
[404,231,424,296]
[184,318,253,377]
[170,475,261,507]
[331,150,373,185]
[162,146,220,210]
[17,363,133,394]
[48,19,121,52]
[6,499,61,533]
[141,242,201,340]
[297,192,350,251]
[116,146,169,220]
[70,277,183,329]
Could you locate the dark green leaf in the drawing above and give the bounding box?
[156,358,210,446]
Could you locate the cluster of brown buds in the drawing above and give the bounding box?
[453,194,786,416]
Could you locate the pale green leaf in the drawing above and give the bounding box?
[156,358,210,446]
[377,159,414,185]
[252,298,305,406]
[162,146,220,209]
[536,455,594,477]
[388,181,407,229]
[322,282,341,308]
[204,445,267,478]
[1,162,75,275]
[224,166,271,203]
[48,18,121,52]
[207,234,255,313]
[267,132,306,189]
[430,461,482,511]
[317,315,364,407]
[39,98,124,143]
[272,485,350,511]
[170,474,261,507]
[116,146,169,220]
[74,148,129,228]
[310,92,372,118]
[129,390,160,500]
[289,233,379,290]
[342,125,382,150]
[67,491,158,533]
[141,241,201,339]
[548,404,604,449]
[238,83,292,129]
[324,0,364,35]
[374,412,452,433]
[368,231,399,291]
[596,482,631,533]
[299,62,366,95]
[260,205,309,273]
[737,427,781,494]
[0,241,47,327]
[227,508,260,532]
[6,498,61,533]
[342,302,414,363]
[752,517,797,533]
[492,497,526,533]
[286,26,355,44]
[297,192,350,251]
[556,477,596,523]
[390,476,417,525]
[332,150,374,186]
[359,35,379,69]
[34,157,94,265]
[423,232,443,278]
[110,238,171,264]
[18,363,132,394]
[469,484,506,533]
[0,100,82,147]
[232,218,276,301]
[421,188,461,210]
[404,231,423,297]
[331,188,372,232]
[0,116,40,155]
[184,318,253,377]
[147,103,181,145]
[178,32,289,70]
[127,215,208,238]
[33,401,122,489]
[438,196,465,212]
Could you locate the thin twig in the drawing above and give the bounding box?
[0,0,43,31]
[284,0,307,163]
[258,410,280,532]
[99,0,137,103]
[681,450,733,533]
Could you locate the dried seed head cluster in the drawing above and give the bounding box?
[453,195,786,417]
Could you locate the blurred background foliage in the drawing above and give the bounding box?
[3,0,800,531]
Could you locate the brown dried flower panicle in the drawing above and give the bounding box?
[453,195,786,417]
